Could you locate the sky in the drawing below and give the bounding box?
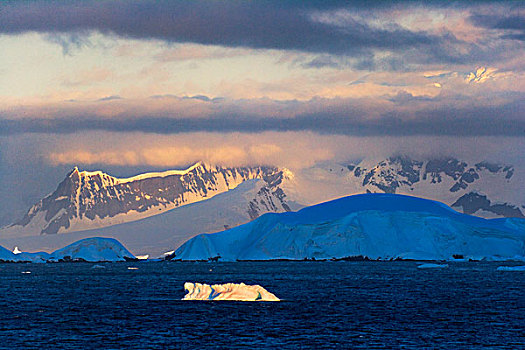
[0,0,524,225]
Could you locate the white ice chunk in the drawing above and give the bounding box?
[182,282,280,301]
[497,266,525,271]
[417,263,449,269]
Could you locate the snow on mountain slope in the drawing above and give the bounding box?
[1,163,291,236]
[1,155,522,258]
[0,180,301,257]
[284,156,524,219]
[174,193,525,261]
[0,237,134,262]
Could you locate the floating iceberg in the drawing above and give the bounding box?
[497,266,525,271]
[0,246,15,261]
[418,263,449,269]
[48,237,135,262]
[175,193,525,262]
[0,237,135,263]
[182,282,280,301]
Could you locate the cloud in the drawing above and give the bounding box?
[465,67,502,83]
[387,91,434,103]
[300,55,344,69]
[48,145,279,168]
[41,131,335,169]
[61,67,113,87]
[1,1,522,73]
[0,0,477,65]
[97,95,122,102]
[8,131,522,173]
[43,32,92,55]
[1,98,524,137]
[0,88,523,137]
[470,13,525,41]
[154,44,250,62]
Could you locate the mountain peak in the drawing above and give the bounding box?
[68,166,80,176]
[6,163,288,235]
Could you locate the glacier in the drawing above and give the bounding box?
[0,237,135,262]
[182,282,280,301]
[175,193,525,262]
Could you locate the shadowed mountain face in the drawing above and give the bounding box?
[452,193,524,219]
[351,156,514,194]
[7,163,291,235]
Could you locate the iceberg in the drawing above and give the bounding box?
[418,263,449,269]
[48,237,135,262]
[0,237,135,263]
[497,266,525,271]
[0,245,15,261]
[0,245,50,263]
[175,193,525,262]
[182,282,280,301]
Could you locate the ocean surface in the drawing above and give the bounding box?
[0,261,523,349]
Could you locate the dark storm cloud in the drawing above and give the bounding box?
[470,14,525,31]
[0,0,461,59]
[469,13,525,41]
[1,98,523,137]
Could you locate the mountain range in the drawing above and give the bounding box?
[0,156,523,257]
[1,163,291,236]
[286,156,524,219]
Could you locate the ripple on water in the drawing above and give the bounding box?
[0,261,523,349]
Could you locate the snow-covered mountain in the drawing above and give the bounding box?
[1,163,291,236]
[175,193,525,261]
[0,179,301,257]
[285,156,525,219]
[1,155,523,258]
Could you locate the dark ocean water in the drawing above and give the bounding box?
[0,261,523,349]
